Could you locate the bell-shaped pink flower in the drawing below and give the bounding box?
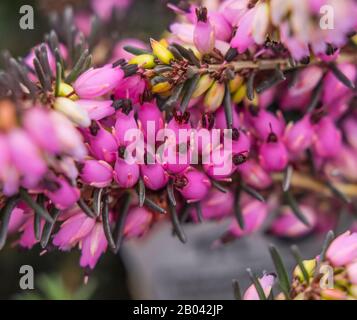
[76,100,115,120]
[80,159,113,188]
[251,110,285,141]
[162,149,190,174]
[284,116,314,154]
[114,75,146,104]
[238,159,272,190]
[209,12,232,41]
[174,167,211,203]
[44,177,80,210]
[214,106,240,130]
[124,206,153,239]
[259,132,288,172]
[326,231,357,267]
[193,7,215,54]
[114,156,140,188]
[270,205,316,238]
[243,274,275,300]
[191,189,234,221]
[228,200,268,237]
[141,161,168,191]
[88,122,118,163]
[312,117,342,158]
[137,102,164,138]
[114,109,138,146]
[74,65,124,99]
[53,211,96,250]
[23,108,61,154]
[203,145,234,180]
[80,221,108,269]
[7,129,47,188]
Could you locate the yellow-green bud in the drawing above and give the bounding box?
[192,74,214,98]
[293,259,316,282]
[129,54,156,69]
[151,81,172,94]
[203,81,225,112]
[232,84,246,103]
[150,38,174,65]
[229,75,243,93]
[58,82,78,100]
[54,97,90,127]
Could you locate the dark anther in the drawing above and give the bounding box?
[122,64,138,77]
[232,128,240,141]
[195,6,208,22]
[248,104,259,116]
[89,121,100,136]
[177,1,191,13]
[248,0,259,9]
[325,43,338,56]
[299,56,311,65]
[173,109,190,124]
[233,152,248,166]
[267,123,278,143]
[112,99,133,114]
[112,58,126,68]
[174,175,188,189]
[201,113,215,130]
[118,145,126,159]
[42,178,61,192]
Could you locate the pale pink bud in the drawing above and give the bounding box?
[326,231,357,267]
[238,160,272,190]
[284,116,314,154]
[80,159,113,188]
[114,157,140,188]
[76,100,115,121]
[243,274,275,300]
[194,7,215,54]
[124,207,153,239]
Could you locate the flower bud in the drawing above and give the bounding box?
[251,110,285,141]
[58,82,77,100]
[293,259,316,282]
[229,200,268,237]
[76,99,115,121]
[347,261,357,285]
[243,274,275,300]
[270,205,316,238]
[284,116,314,154]
[137,102,164,138]
[193,7,215,54]
[141,161,168,191]
[114,109,138,146]
[174,167,211,203]
[114,157,140,188]
[44,177,80,210]
[204,81,225,112]
[124,207,153,239]
[80,159,113,188]
[229,75,244,93]
[54,97,91,127]
[151,81,172,94]
[238,160,272,190]
[326,231,357,267]
[192,74,214,98]
[232,84,246,103]
[74,65,124,99]
[259,134,288,172]
[129,54,156,69]
[150,38,174,65]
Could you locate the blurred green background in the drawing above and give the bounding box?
[0,0,175,299]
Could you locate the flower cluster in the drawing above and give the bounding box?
[0,0,356,274]
[238,230,357,300]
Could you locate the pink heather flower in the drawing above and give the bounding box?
[137,102,164,138]
[8,206,28,234]
[288,66,323,97]
[193,7,216,54]
[203,146,234,180]
[112,38,148,61]
[114,109,138,146]
[23,108,61,154]
[44,177,80,210]
[80,221,108,269]
[74,65,124,99]
[18,215,45,249]
[243,274,275,300]
[174,167,211,203]
[167,111,192,144]
[228,200,268,237]
[76,100,115,121]
[80,159,113,188]
[191,189,234,221]
[140,161,168,191]
[114,157,140,188]
[259,133,288,172]
[7,129,47,188]
[49,111,87,161]
[312,117,342,158]
[284,116,314,154]
[170,22,195,43]
[114,75,146,104]
[208,12,232,42]
[326,231,357,267]
[251,110,285,141]
[269,205,316,238]
[347,261,357,285]
[88,122,118,163]
[0,134,20,196]
[230,7,256,53]
[162,150,190,174]
[124,207,153,239]
[214,106,240,130]
[219,0,249,26]
[238,159,272,190]
[53,210,107,269]
[91,0,132,21]
[322,63,356,106]
[231,129,251,168]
